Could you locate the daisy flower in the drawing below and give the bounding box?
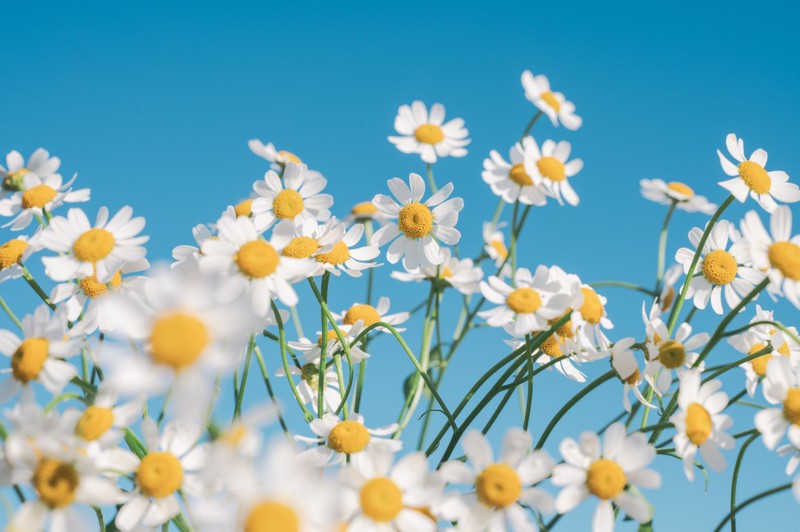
[388,101,470,164]
[481,138,548,206]
[64,387,143,449]
[740,206,800,308]
[334,297,410,333]
[521,70,582,130]
[717,133,800,212]
[606,337,654,413]
[675,219,764,314]
[347,200,390,225]
[0,234,39,284]
[114,419,211,531]
[639,178,717,214]
[250,162,333,232]
[0,305,81,401]
[670,369,734,481]
[483,222,509,269]
[371,172,463,269]
[288,321,370,364]
[391,248,484,295]
[0,148,62,196]
[552,423,660,532]
[276,361,342,414]
[313,222,379,277]
[438,428,554,531]
[643,321,709,395]
[755,356,800,450]
[340,448,444,531]
[729,329,797,397]
[505,330,586,382]
[248,138,303,169]
[40,206,149,283]
[479,266,573,337]
[271,216,345,268]
[658,264,682,312]
[295,413,401,468]
[0,170,89,231]
[548,267,614,350]
[523,138,582,206]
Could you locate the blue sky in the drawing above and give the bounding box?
[2,0,799,529]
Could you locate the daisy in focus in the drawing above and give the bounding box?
[728,329,797,397]
[606,337,654,412]
[643,321,709,395]
[388,101,470,164]
[0,148,62,196]
[505,329,586,382]
[0,170,90,231]
[313,222,380,277]
[481,137,547,206]
[250,162,333,232]
[523,138,583,206]
[755,356,800,450]
[639,178,716,214]
[391,248,484,295]
[521,70,582,130]
[295,413,401,468]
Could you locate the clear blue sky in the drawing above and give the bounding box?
[2,0,799,529]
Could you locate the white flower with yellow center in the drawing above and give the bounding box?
[482,138,548,206]
[391,248,483,295]
[371,172,463,269]
[658,264,682,312]
[548,266,614,351]
[271,216,346,270]
[740,206,800,308]
[479,266,573,337]
[755,356,800,450]
[172,223,215,270]
[483,221,509,269]
[643,321,709,395]
[606,337,655,413]
[0,234,39,284]
[523,137,582,206]
[438,428,554,531]
[276,361,342,414]
[505,330,586,382]
[552,423,660,532]
[639,178,717,214]
[114,419,211,531]
[40,206,149,283]
[670,369,734,481]
[0,148,62,198]
[521,70,582,130]
[0,305,81,402]
[729,329,798,398]
[335,297,411,336]
[0,170,90,231]
[248,138,304,170]
[200,214,316,314]
[314,222,380,278]
[388,101,470,164]
[63,388,143,449]
[250,162,333,232]
[718,133,800,212]
[347,200,390,225]
[295,413,401,468]
[288,321,370,364]
[675,219,764,314]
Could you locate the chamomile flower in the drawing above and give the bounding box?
[0,305,81,401]
[523,138,582,206]
[639,178,717,214]
[388,101,470,164]
[276,362,342,414]
[347,200,389,225]
[479,266,573,337]
[438,428,554,532]
[40,206,149,283]
[0,171,89,231]
[481,138,548,206]
[717,133,800,212]
[740,206,800,308]
[335,297,410,333]
[371,173,463,269]
[248,138,303,170]
[675,220,763,314]
[643,322,709,395]
[172,223,216,270]
[391,248,483,295]
[606,337,654,413]
[0,234,38,284]
[250,162,333,232]
[505,330,586,382]
[658,264,682,312]
[755,356,800,450]
[64,388,143,449]
[313,223,380,277]
[729,330,796,397]
[288,321,370,364]
[521,70,582,130]
[271,216,346,269]
[482,222,509,269]
[548,267,613,350]
[552,423,660,532]
[670,369,734,481]
[0,148,62,195]
[295,413,401,468]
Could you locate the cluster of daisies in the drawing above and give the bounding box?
[0,67,798,532]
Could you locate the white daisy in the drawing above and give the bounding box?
[388,101,470,164]
[313,222,379,278]
[248,138,304,170]
[505,330,586,382]
[250,162,333,232]
[63,387,143,449]
[347,200,390,225]
[523,138,582,206]
[643,321,709,395]
[0,148,62,197]
[658,264,682,312]
[483,222,509,269]
[438,428,554,532]
[0,170,89,231]
[754,356,800,450]
[270,216,346,271]
[276,361,342,414]
[40,206,149,283]
[521,70,582,130]
[549,266,613,350]
[729,329,797,397]
[288,321,370,364]
[371,173,463,269]
[670,369,734,481]
[391,248,483,295]
[606,337,655,413]
[481,138,548,205]
[172,223,217,270]
[717,133,800,212]
[639,178,717,214]
[295,413,401,468]
[0,234,39,284]
[552,423,660,532]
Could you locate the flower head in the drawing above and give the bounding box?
[521,70,582,130]
[388,101,470,164]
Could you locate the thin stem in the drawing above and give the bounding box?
[253,345,292,438]
[713,483,792,532]
[271,301,314,422]
[520,111,544,140]
[426,163,437,193]
[0,296,23,331]
[233,336,255,420]
[589,281,658,297]
[730,430,760,532]
[22,266,55,309]
[290,306,304,339]
[522,334,535,431]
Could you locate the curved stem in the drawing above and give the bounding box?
[522,334,535,431]
[233,335,255,420]
[589,281,658,297]
[714,483,792,532]
[271,301,314,422]
[520,111,544,140]
[730,429,760,532]
[253,345,292,438]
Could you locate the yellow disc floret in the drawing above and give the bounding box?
[702,250,738,285]
[75,406,115,441]
[277,150,302,165]
[352,201,378,217]
[768,242,800,281]
[536,156,566,182]
[749,343,771,376]
[21,184,57,209]
[235,240,280,278]
[685,402,713,445]
[327,420,370,454]
[73,228,115,263]
[506,287,542,314]
[33,458,79,509]
[783,388,800,426]
[0,239,28,269]
[3,168,29,192]
[137,452,184,498]
[272,189,305,220]
[509,163,534,186]
[282,236,319,259]
[579,287,604,325]
[667,182,694,197]
[540,91,561,113]
[149,313,210,370]
[234,199,253,217]
[80,270,122,298]
[490,239,508,260]
[414,124,444,145]
[540,334,563,358]
[738,161,771,194]
[344,304,381,327]
[586,459,626,500]
[360,477,404,522]
[657,340,686,369]
[315,241,350,266]
[476,464,522,508]
[398,202,434,239]
[244,501,300,532]
[11,337,49,383]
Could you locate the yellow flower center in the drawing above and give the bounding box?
[414,124,444,145]
[685,402,713,445]
[624,368,641,385]
[3,168,29,191]
[586,459,626,500]
[398,202,434,239]
[352,201,378,216]
[220,425,249,447]
[768,242,800,281]
[661,287,676,311]
[441,266,453,279]
[75,406,115,441]
[137,452,184,498]
[738,161,771,194]
[244,501,300,532]
[549,312,575,339]
[234,199,253,217]
[490,239,508,259]
[315,241,350,266]
[272,189,305,219]
[79,271,122,298]
[783,388,800,426]
[360,477,404,522]
[536,156,566,182]
[317,329,341,347]
[702,250,738,285]
[476,464,522,509]
[540,334,563,358]
[667,182,694,197]
[770,329,792,356]
[33,458,79,509]
[73,228,115,263]
[748,343,772,376]
[540,91,561,113]
[506,287,542,314]
[344,304,381,327]
[21,184,57,209]
[579,287,604,324]
[11,337,49,383]
[327,420,371,454]
[235,240,280,278]
[657,340,686,369]
[149,313,210,370]
[0,239,28,269]
[509,163,534,186]
[277,150,302,165]
[282,236,319,259]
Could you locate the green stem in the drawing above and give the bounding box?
[22,266,55,309]
[723,320,800,345]
[0,296,23,331]
[589,281,658,297]
[520,111,543,140]
[730,430,760,532]
[233,336,255,420]
[94,507,106,532]
[290,306,304,339]
[271,301,314,422]
[426,163,437,193]
[522,334,535,431]
[714,483,792,532]
[253,345,291,438]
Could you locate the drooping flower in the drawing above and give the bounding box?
[640,178,716,214]
[521,70,582,130]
